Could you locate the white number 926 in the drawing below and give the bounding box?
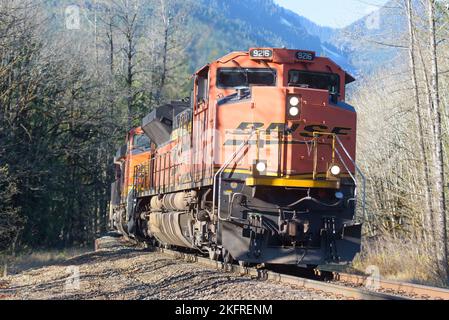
[251,49,272,58]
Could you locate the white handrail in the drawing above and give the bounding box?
[334,135,367,222]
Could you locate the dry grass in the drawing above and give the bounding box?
[352,236,447,288]
[1,247,91,277]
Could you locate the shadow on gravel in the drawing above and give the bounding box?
[59,248,146,266]
[3,242,267,300]
[75,268,251,300]
[134,268,251,300]
[1,275,68,294]
[0,249,156,297]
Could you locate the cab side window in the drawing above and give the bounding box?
[132,134,151,154]
[196,70,209,104]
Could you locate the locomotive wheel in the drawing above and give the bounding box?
[115,209,130,240]
[238,261,249,275]
[149,239,158,247]
[208,248,219,261]
[222,249,234,264]
[238,261,249,267]
[133,200,148,242]
[133,217,147,242]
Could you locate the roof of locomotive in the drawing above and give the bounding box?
[195,48,355,85]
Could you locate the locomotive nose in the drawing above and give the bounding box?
[244,86,345,185]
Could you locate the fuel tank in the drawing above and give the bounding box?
[148,211,194,248]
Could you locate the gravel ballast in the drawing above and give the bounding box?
[0,238,344,300]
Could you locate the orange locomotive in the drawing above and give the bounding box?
[110,48,364,267]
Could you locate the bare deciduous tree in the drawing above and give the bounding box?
[405,0,434,244]
[427,0,448,282]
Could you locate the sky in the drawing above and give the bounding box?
[274,0,390,28]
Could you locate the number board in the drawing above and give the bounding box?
[295,51,315,62]
[249,49,273,60]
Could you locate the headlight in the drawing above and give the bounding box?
[289,106,300,117]
[335,192,344,200]
[256,162,267,173]
[289,96,300,107]
[330,165,341,176]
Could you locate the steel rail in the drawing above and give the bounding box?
[332,272,449,300]
[154,246,409,301]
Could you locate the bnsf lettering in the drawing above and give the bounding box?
[237,122,265,131]
[224,124,352,146]
[332,127,352,135]
[233,122,352,136]
[267,123,286,132]
[300,125,327,138]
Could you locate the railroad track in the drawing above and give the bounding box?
[97,236,449,300]
[153,247,408,300]
[330,272,449,300]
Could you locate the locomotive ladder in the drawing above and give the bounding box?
[212,130,257,221]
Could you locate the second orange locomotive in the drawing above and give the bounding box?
[110,48,362,267]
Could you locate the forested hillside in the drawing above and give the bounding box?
[0,0,190,250]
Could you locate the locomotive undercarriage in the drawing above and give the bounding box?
[125,177,362,267]
[218,179,362,266]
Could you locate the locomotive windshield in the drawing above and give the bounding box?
[288,70,340,95]
[217,68,276,88]
[133,134,151,151]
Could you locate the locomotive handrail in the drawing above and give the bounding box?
[311,132,366,222]
[334,135,367,222]
[212,130,256,221]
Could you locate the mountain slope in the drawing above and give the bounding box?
[329,0,407,75]
[187,0,408,76]
[48,0,406,77]
[187,0,354,72]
